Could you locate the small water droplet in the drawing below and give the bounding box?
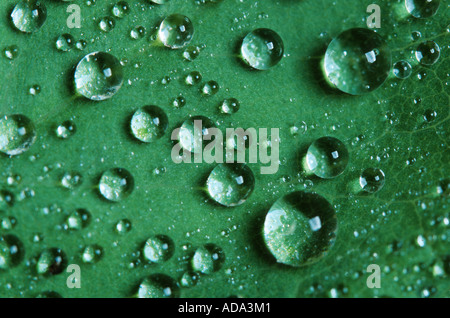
[82,244,103,264]
[359,168,385,193]
[241,28,284,70]
[99,168,134,202]
[130,106,168,142]
[415,40,440,65]
[137,274,180,298]
[55,120,76,139]
[99,17,115,32]
[36,248,67,276]
[405,0,440,19]
[185,71,202,85]
[201,80,219,96]
[220,98,240,114]
[191,244,225,274]
[11,0,47,33]
[158,14,194,49]
[56,34,74,52]
[143,235,175,263]
[112,1,130,18]
[3,45,19,60]
[393,60,412,79]
[0,234,24,269]
[0,114,37,156]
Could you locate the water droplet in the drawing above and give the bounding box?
[324,28,392,95]
[60,171,83,189]
[28,84,41,96]
[99,16,115,32]
[130,106,168,142]
[263,191,337,266]
[423,109,437,122]
[137,274,180,298]
[115,219,132,234]
[112,1,130,18]
[74,51,124,101]
[191,243,225,274]
[411,31,422,42]
[0,234,24,269]
[36,248,67,275]
[415,41,440,65]
[3,45,19,60]
[182,45,200,61]
[65,209,91,230]
[359,168,385,193]
[185,71,202,85]
[201,80,219,95]
[6,173,22,187]
[179,271,199,288]
[99,168,134,202]
[405,0,440,19]
[178,115,216,154]
[207,163,255,207]
[305,136,349,179]
[130,26,146,40]
[56,34,74,52]
[172,96,186,108]
[393,60,412,79]
[143,235,175,263]
[1,216,17,230]
[55,120,76,139]
[0,114,37,156]
[220,98,240,114]
[158,14,194,49]
[0,190,14,209]
[11,0,47,33]
[82,244,103,264]
[241,28,284,70]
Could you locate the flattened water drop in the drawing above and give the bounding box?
[263,191,337,266]
[206,163,255,207]
[158,14,194,49]
[130,106,168,142]
[74,51,123,101]
[324,28,391,95]
[241,28,284,70]
[0,114,37,156]
[99,168,134,202]
[11,0,47,33]
[306,136,349,179]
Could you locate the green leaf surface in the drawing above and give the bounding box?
[0,0,449,298]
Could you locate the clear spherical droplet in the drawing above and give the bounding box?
[82,244,103,264]
[56,34,74,52]
[324,28,392,95]
[138,274,180,298]
[115,219,132,234]
[178,115,216,154]
[182,45,200,61]
[11,0,47,33]
[359,168,385,193]
[263,191,337,266]
[3,45,19,60]
[405,0,440,19]
[55,120,76,139]
[306,136,349,179]
[158,14,194,49]
[415,40,440,65]
[179,271,199,288]
[220,98,240,114]
[207,163,255,207]
[185,71,202,85]
[130,26,146,40]
[201,80,219,96]
[0,234,24,270]
[99,168,134,202]
[60,171,83,189]
[393,60,412,79]
[241,28,284,70]
[130,106,168,142]
[99,16,115,32]
[143,235,175,263]
[36,248,67,276]
[191,244,225,274]
[65,209,91,230]
[112,1,130,18]
[0,114,37,156]
[74,51,124,101]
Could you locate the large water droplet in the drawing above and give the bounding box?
[405,0,440,18]
[306,136,349,179]
[74,51,124,101]
[137,274,180,298]
[143,235,175,263]
[99,168,134,202]
[324,28,391,95]
[415,40,440,65]
[241,28,284,70]
[359,168,385,193]
[11,0,47,33]
[263,191,337,266]
[130,106,168,142]
[207,163,255,207]
[191,243,225,274]
[0,114,37,156]
[158,14,194,49]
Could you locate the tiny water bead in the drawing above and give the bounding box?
[75,40,87,51]
[305,136,349,179]
[241,28,284,70]
[28,85,41,96]
[112,1,130,18]
[201,80,219,96]
[359,168,385,193]
[179,271,199,288]
[65,209,91,230]
[115,219,132,234]
[206,163,255,207]
[415,41,440,65]
[99,168,134,202]
[158,14,194,49]
[99,17,115,32]
[3,46,19,60]
[56,34,74,52]
[60,171,83,189]
[55,120,76,139]
[393,60,412,79]
[405,0,441,19]
[11,0,47,33]
[74,52,124,101]
[82,244,103,264]
[263,191,337,267]
[36,248,67,275]
[185,71,202,85]
[182,46,200,61]
[0,114,37,156]
[172,96,186,108]
[191,244,225,274]
[220,98,240,114]
[324,28,392,95]
[0,234,24,270]
[411,31,422,42]
[143,235,175,263]
[130,26,146,40]
[130,106,168,142]
[137,274,180,298]
[1,216,17,230]
[178,115,216,154]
